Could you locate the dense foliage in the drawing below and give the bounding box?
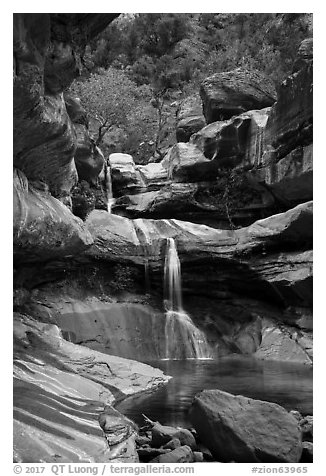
[86,13,312,89]
[72,13,312,163]
[70,67,168,162]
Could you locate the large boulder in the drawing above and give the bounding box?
[161,143,213,182]
[109,153,144,195]
[190,113,252,165]
[13,169,93,263]
[200,68,276,124]
[176,94,206,142]
[189,389,302,462]
[190,107,271,168]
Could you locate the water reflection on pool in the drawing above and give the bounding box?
[116,356,313,428]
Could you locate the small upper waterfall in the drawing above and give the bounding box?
[163,238,211,360]
[105,163,115,214]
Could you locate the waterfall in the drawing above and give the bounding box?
[163,238,211,360]
[106,163,115,214]
[164,238,183,312]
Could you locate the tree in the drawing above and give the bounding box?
[69,67,166,163]
[70,67,139,145]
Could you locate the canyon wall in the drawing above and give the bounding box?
[13,13,313,462]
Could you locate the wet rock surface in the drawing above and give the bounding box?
[13,311,169,463]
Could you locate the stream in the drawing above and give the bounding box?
[116,356,313,428]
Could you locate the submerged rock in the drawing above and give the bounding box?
[189,389,302,462]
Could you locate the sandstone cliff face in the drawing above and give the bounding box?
[249,38,313,206]
[265,45,312,161]
[13,169,93,263]
[13,13,118,198]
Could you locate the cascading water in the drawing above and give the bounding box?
[105,163,115,214]
[163,238,212,360]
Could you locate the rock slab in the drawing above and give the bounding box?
[189,389,302,462]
